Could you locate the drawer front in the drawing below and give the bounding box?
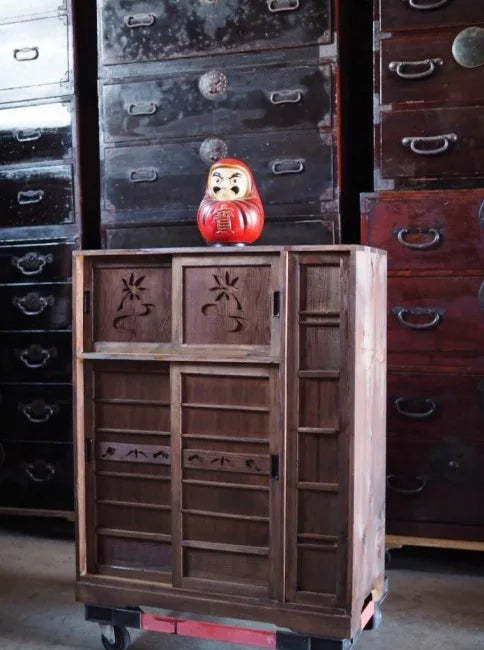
[0,241,74,283]
[380,29,484,106]
[0,332,72,382]
[0,441,73,510]
[362,191,484,271]
[0,15,70,93]
[388,275,484,367]
[380,1,484,31]
[388,371,484,442]
[380,106,484,181]
[0,384,72,442]
[0,1,66,21]
[102,63,332,143]
[0,282,72,331]
[386,440,484,526]
[0,102,72,165]
[100,0,331,66]
[103,134,334,217]
[0,165,73,227]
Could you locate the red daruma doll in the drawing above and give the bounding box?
[197,158,264,245]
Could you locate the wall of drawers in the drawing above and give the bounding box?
[364,0,484,547]
[97,0,360,248]
[0,2,97,516]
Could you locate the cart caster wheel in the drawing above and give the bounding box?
[364,604,383,631]
[101,625,131,650]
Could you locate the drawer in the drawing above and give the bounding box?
[100,0,331,66]
[361,191,484,271]
[0,15,70,95]
[386,440,484,527]
[380,29,484,106]
[0,441,73,510]
[0,241,74,282]
[388,371,484,442]
[101,62,332,143]
[380,106,484,182]
[0,384,72,442]
[103,133,334,218]
[387,275,484,368]
[0,332,72,382]
[0,101,72,165]
[380,0,483,32]
[0,282,71,331]
[0,165,74,227]
[0,1,66,22]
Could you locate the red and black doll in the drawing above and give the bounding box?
[197,158,264,245]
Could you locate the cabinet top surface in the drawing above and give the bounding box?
[75,245,386,257]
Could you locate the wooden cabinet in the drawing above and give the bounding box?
[74,245,387,642]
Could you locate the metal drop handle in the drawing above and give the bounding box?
[387,474,428,495]
[13,293,55,317]
[389,58,443,79]
[408,0,448,9]
[270,89,303,104]
[396,227,441,249]
[15,129,42,142]
[267,0,300,12]
[271,159,305,175]
[127,102,157,116]
[124,13,155,28]
[14,47,39,62]
[25,461,56,483]
[12,252,53,276]
[392,306,444,330]
[394,397,437,419]
[17,190,44,205]
[402,133,457,155]
[17,345,54,369]
[20,400,57,424]
[129,169,158,183]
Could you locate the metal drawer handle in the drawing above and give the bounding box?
[394,397,437,419]
[387,474,428,495]
[13,292,55,316]
[25,461,56,483]
[11,252,53,276]
[17,190,44,205]
[15,128,42,142]
[129,169,158,183]
[479,281,484,312]
[479,201,484,229]
[19,400,58,424]
[270,89,303,104]
[17,345,56,369]
[402,133,457,155]
[13,47,40,62]
[389,58,443,79]
[124,13,156,28]
[396,227,441,249]
[127,102,158,116]
[271,159,305,175]
[408,0,448,9]
[267,0,300,12]
[392,306,444,329]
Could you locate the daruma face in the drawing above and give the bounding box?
[208,164,251,201]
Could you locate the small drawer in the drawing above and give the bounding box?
[380,0,483,32]
[388,371,484,442]
[0,332,72,382]
[386,440,484,527]
[0,241,74,282]
[101,62,332,143]
[380,28,484,106]
[0,15,70,96]
[103,133,334,219]
[0,440,73,511]
[379,106,484,183]
[361,191,484,271]
[100,0,331,66]
[0,1,66,22]
[0,282,72,331]
[0,383,72,442]
[0,101,73,165]
[0,164,74,228]
[387,274,484,368]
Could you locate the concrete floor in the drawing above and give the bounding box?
[0,519,483,650]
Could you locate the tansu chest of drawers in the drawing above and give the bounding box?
[73,245,387,644]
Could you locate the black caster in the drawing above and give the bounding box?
[364,604,383,631]
[101,625,131,650]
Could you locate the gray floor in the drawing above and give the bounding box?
[0,519,483,650]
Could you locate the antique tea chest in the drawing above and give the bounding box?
[74,245,386,645]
